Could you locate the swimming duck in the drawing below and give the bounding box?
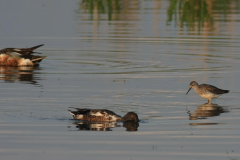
[0,44,46,66]
[68,108,139,122]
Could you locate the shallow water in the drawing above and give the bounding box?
[0,0,240,159]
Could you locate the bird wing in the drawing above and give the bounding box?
[0,44,44,56]
[201,84,226,94]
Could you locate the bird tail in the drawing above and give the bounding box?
[31,56,47,62]
[68,110,76,116]
[31,56,47,65]
[224,90,229,93]
[30,44,44,50]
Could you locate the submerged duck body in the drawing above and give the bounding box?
[68,108,139,122]
[186,81,229,104]
[0,44,46,66]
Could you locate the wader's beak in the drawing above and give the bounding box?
[186,87,192,95]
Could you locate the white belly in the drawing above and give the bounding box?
[199,92,220,99]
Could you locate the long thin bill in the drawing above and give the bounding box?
[186,87,192,95]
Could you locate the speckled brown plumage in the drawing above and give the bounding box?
[68,108,139,122]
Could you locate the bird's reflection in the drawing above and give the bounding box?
[69,121,139,131]
[187,103,229,125]
[0,66,42,85]
[123,121,139,131]
[188,103,229,120]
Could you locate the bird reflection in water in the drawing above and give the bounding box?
[123,121,139,131]
[187,103,229,125]
[69,121,139,131]
[0,66,42,85]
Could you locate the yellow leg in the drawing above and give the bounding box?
[208,99,212,104]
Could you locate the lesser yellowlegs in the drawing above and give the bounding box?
[186,81,229,104]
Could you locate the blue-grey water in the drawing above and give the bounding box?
[0,0,240,159]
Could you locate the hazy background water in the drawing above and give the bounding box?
[0,0,240,159]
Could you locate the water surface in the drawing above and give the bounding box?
[0,0,240,160]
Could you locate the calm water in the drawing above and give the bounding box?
[0,0,240,159]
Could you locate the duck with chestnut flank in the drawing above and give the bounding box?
[0,44,46,66]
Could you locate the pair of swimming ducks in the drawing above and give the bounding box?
[0,44,230,122]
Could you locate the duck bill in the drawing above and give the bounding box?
[186,87,192,95]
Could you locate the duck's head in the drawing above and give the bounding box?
[123,112,139,122]
[186,81,198,95]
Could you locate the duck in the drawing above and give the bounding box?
[68,108,139,122]
[186,81,229,104]
[0,44,46,66]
